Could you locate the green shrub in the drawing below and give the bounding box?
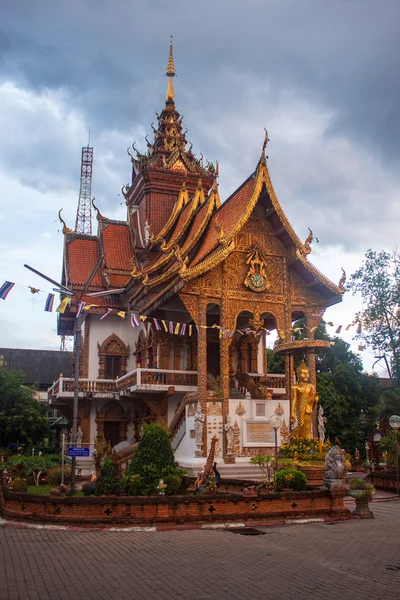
[11,477,28,493]
[129,424,175,476]
[95,458,118,496]
[349,478,374,491]
[119,471,143,495]
[276,467,307,491]
[46,466,71,485]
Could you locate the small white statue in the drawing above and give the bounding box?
[76,426,83,448]
[194,403,205,456]
[225,415,234,455]
[144,220,151,246]
[318,405,327,443]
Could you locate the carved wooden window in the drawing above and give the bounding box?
[98,334,129,379]
[135,331,147,368]
[105,356,121,379]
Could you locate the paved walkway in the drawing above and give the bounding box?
[1,499,400,600]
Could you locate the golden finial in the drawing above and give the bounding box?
[338,268,346,293]
[58,209,74,235]
[166,35,176,102]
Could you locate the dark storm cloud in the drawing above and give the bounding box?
[1,0,399,163]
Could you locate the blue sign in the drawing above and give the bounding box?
[67,447,90,457]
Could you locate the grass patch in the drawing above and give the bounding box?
[27,485,83,497]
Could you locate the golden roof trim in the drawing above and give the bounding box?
[295,250,343,295]
[150,181,188,245]
[58,209,74,235]
[180,240,235,281]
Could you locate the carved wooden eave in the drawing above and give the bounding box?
[149,181,190,246]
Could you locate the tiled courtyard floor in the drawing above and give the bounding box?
[1,499,400,600]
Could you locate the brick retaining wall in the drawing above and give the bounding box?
[1,487,350,527]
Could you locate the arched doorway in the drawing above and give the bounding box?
[96,401,128,447]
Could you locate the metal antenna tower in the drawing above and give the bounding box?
[75,145,93,235]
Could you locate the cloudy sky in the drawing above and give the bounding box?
[0,0,398,375]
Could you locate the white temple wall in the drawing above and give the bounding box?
[87,315,145,379]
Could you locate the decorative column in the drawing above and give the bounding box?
[198,297,208,456]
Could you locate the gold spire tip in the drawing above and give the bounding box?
[166,35,176,101]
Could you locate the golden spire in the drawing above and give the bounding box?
[166,35,176,101]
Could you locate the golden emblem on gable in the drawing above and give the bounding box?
[170,159,187,173]
[244,248,269,292]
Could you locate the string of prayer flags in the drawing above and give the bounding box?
[83,304,97,312]
[0,281,15,300]
[76,302,86,318]
[153,318,162,331]
[130,314,140,327]
[44,293,55,312]
[100,308,113,320]
[56,297,71,314]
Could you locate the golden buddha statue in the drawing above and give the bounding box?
[290,360,318,439]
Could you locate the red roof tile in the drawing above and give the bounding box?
[67,238,103,287]
[102,223,133,270]
[189,175,256,267]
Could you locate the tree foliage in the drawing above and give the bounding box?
[316,337,380,452]
[0,368,51,447]
[348,249,400,383]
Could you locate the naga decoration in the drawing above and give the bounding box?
[338,268,346,293]
[58,209,74,235]
[304,227,313,255]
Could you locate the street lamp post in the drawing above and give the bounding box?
[269,415,282,473]
[24,256,104,493]
[389,415,400,496]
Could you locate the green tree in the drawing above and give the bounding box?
[348,249,400,383]
[0,368,51,447]
[316,337,380,452]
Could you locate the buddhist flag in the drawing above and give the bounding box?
[130,314,140,327]
[335,325,342,334]
[174,323,180,335]
[180,323,187,335]
[345,323,353,331]
[56,297,71,314]
[356,323,362,335]
[188,324,193,336]
[140,315,147,322]
[44,293,55,312]
[29,286,40,294]
[117,311,126,319]
[76,302,86,318]
[0,281,15,300]
[326,321,334,327]
[153,318,161,331]
[161,320,168,332]
[100,308,112,320]
[358,345,365,351]
[83,304,97,311]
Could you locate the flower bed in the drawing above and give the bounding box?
[0,485,350,527]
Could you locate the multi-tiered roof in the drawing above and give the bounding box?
[58,41,343,333]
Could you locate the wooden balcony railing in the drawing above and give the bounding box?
[48,369,199,400]
[116,368,198,392]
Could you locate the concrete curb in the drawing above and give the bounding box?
[0,514,357,533]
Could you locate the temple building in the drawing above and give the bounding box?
[49,42,344,475]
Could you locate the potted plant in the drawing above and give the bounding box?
[348,478,374,519]
[275,467,307,491]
